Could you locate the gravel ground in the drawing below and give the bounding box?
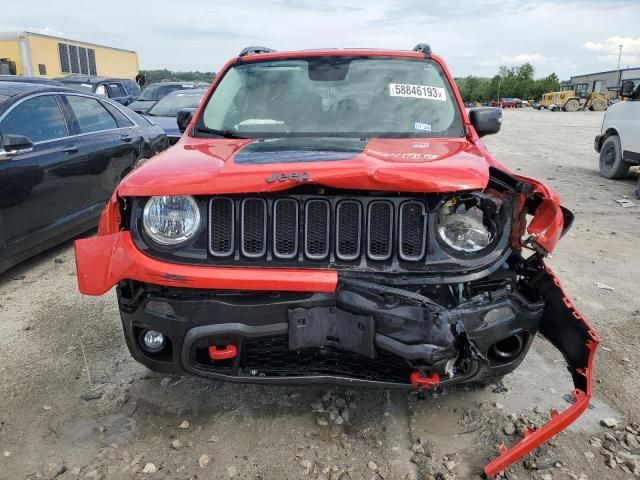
[1,108,639,480]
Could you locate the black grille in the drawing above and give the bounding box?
[399,201,426,260]
[273,199,299,258]
[209,198,234,256]
[241,335,413,383]
[367,201,393,260]
[336,201,361,260]
[305,200,330,259]
[241,198,267,257]
[208,195,430,264]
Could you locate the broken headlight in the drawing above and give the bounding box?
[143,195,201,246]
[437,194,498,253]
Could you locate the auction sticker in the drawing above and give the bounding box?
[414,122,432,132]
[389,83,446,102]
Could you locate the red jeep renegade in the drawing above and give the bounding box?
[75,45,598,476]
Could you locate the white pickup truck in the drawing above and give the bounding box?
[595,81,640,191]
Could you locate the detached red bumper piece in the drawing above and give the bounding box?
[74,232,338,295]
[483,266,599,478]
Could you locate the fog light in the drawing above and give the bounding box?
[142,330,165,352]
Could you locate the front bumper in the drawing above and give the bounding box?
[116,280,543,388]
[74,232,337,295]
[74,233,599,478]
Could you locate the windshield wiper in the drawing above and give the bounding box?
[195,126,247,139]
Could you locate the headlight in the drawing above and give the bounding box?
[437,196,495,253]
[143,195,201,246]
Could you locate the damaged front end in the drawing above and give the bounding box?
[75,167,598,477]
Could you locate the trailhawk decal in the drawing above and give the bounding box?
[389,83,446,102]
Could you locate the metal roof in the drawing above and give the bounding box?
[570,66,640,78]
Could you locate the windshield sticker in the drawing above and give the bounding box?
[389,83,446,102]
[414,122,432,132]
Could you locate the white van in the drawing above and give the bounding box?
[595,81,640,180]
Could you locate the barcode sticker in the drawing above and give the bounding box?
[389,83,446,102]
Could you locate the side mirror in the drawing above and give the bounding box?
[620,81,635,98]
[0,134,34,160]
[469,107,502,137]
[177,108,196,133]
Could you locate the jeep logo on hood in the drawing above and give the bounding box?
[265,172,310,183]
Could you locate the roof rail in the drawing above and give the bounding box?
[238,46,276,57]
[412,44,432,56]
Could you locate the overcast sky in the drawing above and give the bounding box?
[3,0,640,80]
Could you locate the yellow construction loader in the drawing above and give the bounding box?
[537,84,608,112]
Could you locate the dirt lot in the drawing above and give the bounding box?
[1,109,639,480]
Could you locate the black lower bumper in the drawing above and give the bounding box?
[116,277,545,387]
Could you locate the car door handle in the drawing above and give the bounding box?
[120,134,133,142]
[61,145,79,154]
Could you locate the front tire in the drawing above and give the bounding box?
[564,99,580,112]
[599,135,630,179]
[591,98,607,111]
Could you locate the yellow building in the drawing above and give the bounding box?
[0,31,139,79]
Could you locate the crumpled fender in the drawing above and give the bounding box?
[97,191,121,236]
[516,174,565,253]
[483,264,599,477]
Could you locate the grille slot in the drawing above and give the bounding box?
[241,198,267,258]
[336,201,362,260]
[367,201,393,261]
[304,199,330,259]
[209,197,234,257]
[399,201,426,261]
[273,198,299,259]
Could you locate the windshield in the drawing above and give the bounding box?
[197,57,463,138]
[138,84,192,101]
[147,91,204,117]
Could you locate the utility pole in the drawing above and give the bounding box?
[617,44,624,93]
[617,44,623,70]
[497,76,501,107]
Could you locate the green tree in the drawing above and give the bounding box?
[454,63,561,102]
[140,69,217,85]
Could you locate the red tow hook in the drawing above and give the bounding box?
[208,345,237,361]
[410,371,440,389]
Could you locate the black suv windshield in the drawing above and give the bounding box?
[197,57,464,138]
[138,84,192,101]
[147,90,205,117]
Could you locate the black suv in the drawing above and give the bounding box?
[129,81,209,114]
[54,75,140,106]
